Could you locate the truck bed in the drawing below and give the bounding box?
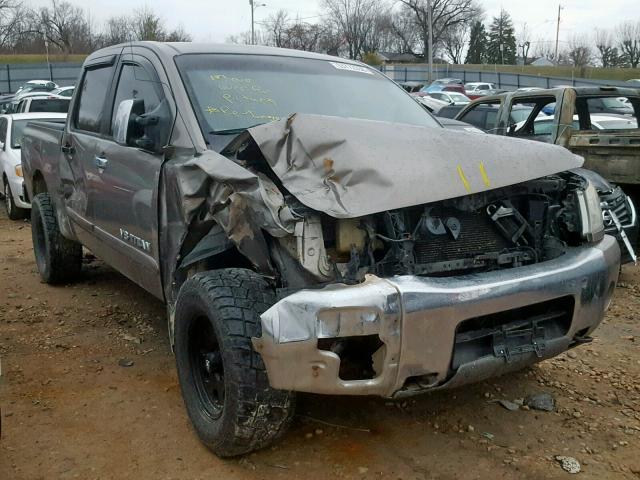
[21,120,65,200]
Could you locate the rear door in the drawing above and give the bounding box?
[62,55,118,248]
[89,54,168,298]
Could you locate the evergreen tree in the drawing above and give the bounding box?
[465,20,487,64]
[486,9,517,64]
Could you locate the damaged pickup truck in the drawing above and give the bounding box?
[21,43,620,457]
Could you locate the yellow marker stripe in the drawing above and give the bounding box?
[457,165,472,193]
[479,161,491,187]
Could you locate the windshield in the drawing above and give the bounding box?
[175,54,440,137]
[449,93,469,102]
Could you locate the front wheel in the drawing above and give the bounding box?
[174,268,295,457]
[3,179,27,220]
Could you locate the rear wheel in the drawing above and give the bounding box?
[31,193,82,284]
[174,268,295,457]
[3,179,27,220]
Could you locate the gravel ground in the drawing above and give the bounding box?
[0,210,639,480]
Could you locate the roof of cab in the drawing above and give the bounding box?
[86,41,364,66]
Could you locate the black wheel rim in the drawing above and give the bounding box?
[188,316,225,420]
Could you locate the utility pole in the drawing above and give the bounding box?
[249,0,266,45]
[427,0,433,83]
[554,4,562,63]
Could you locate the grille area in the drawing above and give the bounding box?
[414,208,510,264]
[602,187,634,231]
[451,296,575,370]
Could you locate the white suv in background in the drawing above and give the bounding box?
[0,112,67,219]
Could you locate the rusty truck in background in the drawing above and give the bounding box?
[455,87,640,260]
[20,43,620,457]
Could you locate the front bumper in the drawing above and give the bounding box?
[253,235,620,398]
[8,176,30,209]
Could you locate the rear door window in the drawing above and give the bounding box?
[28,99,70,113]
[580,96,638,131]
[75,65,115,133]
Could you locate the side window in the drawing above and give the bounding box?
[111,63,162,134]
[459,108,485,130]
[459,103,500,131]
[509,96,556,140]
[479,85,489,90]
[75,65,115,133]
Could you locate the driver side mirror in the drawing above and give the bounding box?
[113,98,170,153]
[507,123,517,135]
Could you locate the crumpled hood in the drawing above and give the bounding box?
[248,113,584,218]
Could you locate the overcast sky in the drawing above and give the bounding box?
[29,0,639,46]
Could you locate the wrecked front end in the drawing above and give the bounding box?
[165,114,620,398]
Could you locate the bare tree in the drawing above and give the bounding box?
[38,0,92,53]
[263,10,290,48]
[567,34,592,67]
[388,7,421,54]
[517,22,531,64]
[398,0,481,59]
[0,0,23,50]
[103,16,133,46]
[441,24,467,63]
[617,20,640,68]
[594,28,619,67]
[132,6,165,41]
[321,0,388,60]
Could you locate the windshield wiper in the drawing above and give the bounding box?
[209,123,265,135]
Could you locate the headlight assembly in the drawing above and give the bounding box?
[577,181,605,243]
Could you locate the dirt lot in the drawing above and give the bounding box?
[0,210,639,480]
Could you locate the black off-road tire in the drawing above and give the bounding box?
[174,268,295,457]
[31,193,82,284]
[3,179,27,220]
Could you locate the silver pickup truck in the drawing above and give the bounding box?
[21,42,620,457]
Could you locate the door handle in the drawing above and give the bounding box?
[61,144,74,154]
[95,156,109,169]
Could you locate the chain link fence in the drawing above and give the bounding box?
[380,64,633,90]
[0,63,82,94]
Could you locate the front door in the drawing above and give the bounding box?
[90,56,167,298]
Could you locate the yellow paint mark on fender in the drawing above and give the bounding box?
[457,165,471,193]
[479,161,491,187]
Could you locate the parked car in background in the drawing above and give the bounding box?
[516,87,544,92]
[465,82,497,99]
[0,112,66,219]
[419,78,465,95]
[15,95,70,114]
[525,114,638,136]
[398,81,424,93]
[454,103,533,132]
[455,87,640,260]
[413,94,449,113]
[14,80,58,98]
[435,104,466,119]
[428,91,471,105]
[51,86,75,98]
[438,117,484,133]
